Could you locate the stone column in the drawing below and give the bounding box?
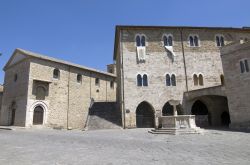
[168,100,180,116]
[155,109,161,128]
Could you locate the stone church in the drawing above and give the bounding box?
[1,25,250,130]
[0,49,117,129]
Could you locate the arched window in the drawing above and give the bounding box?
[240,61,245,73]
[193,74,198,86]
[14,74,18,82]
[163,35,173,46]
[135,35,146,47]
[36,86,46,100]
[95,78,100,86]
[142,74,148,86]
[77,74,82,83]
[189,36,194,47]
[168,36,173,46]
[171,74,176,86]
[240,59,249,73]
[216,36,220,46]
[110,81,114,89]
[163,36,168,46]
[198,74,204,86]
[189,35,199,47]
[216,35,225,47]
[244,59,249,72]
[220,74,225,85]
[141,36,146,47]
[220,36,225,46]
[136,35,141,47]
[194,36,199,46]
[137,74,142,86]
[166,74,171,86]
[53,69,60,79]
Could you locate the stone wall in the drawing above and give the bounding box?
[0,85,3,115]
[0,85,3,92]
[0,92,2,114]
[221,41,250,129]
[0,60,30,126]
[26,58,116,129]
[116,27,250,128]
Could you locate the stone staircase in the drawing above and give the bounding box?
[149,127,204,135]
[86,102,122,130]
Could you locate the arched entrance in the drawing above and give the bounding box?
[33,106,44,125]
[221,111,231,127]
[9,102,16,126]
[162,102,183,116]
[136,101,155,128]
[10,108,16,126]
[191,100,211,127]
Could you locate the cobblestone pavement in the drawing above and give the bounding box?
[0,128,250,165]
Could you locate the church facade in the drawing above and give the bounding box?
[0,49,116,129]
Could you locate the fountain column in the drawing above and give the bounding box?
[168,100,180,116]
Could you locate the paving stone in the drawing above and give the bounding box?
[0,129,249,165]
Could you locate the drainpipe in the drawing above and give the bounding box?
[179,28,189,92]
[120,30,126,129]
[67,66,70,130]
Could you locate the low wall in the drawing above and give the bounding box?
[159,115,197,129]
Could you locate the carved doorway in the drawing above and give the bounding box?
[33,106,44,125]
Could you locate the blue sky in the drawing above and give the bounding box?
[0,0,249,84]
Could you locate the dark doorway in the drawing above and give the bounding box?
[136,102,155,128]
[221,111,231,127]
[191,100,208,115]
[33,106,44,125]
[9,102,16,126]
[191,100,211,127]
[10,108,16,126]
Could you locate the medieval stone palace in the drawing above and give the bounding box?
[0,26,250,130]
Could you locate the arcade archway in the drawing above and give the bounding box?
[136,101,155,128]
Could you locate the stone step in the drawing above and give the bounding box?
[149,128,204,135]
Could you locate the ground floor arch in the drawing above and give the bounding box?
[136,101,155,128]
[162,102,183,116]
[190,96,230,128]
[191,100,211,127]
[9,107,16,126]
[9,101,16,126]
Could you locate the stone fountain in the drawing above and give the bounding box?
[149,100,204,135]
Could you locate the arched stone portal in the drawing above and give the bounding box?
[136,102,155,128]
[191,100,211,127]
[190,96,230,127]
[191,100,208,115]
[33,106,44,125]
